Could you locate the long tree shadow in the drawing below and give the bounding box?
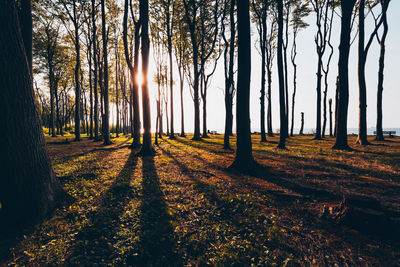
[66,151,139,265]
[128,156,181,266]
[158,146,299,264]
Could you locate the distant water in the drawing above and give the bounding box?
[209,127,400,135]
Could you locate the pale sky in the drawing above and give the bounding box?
[145,2,400,134]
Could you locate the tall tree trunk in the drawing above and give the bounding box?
[123,0,141,148]
[259,17,267,142]
[333,0,356,149]
[223,0,235,149]
[179,67,185,137]
[283,3,290,139]
[356,0,370,145]
[376,1,389,141]
[139,0,154,155]
[277,0,286,149]
[290,30,298,137]
[101,0,111,145]
[0,0,65,227]
[92,0,100,141]
[267,64,273,137]
[73,0,81,142]
[88,44,94,139]
[49,66,56,137]
[334,75,339,137]
[183,0,201,141]
[167,0,175,139]
[230,0,256,171]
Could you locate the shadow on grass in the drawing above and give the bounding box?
[158,146,297,264]
[173,137,233,155]
[128,156,181,266]
[66,151,139,265]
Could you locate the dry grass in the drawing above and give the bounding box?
[1,133,399,266]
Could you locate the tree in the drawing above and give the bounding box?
[229,0,257,171]
[266,13,277,137]
[329,98,333,136]
[222,0,236,149]
[289,0,310,137]
[123,0,142,148]
[355,0,386,145]
[277,0,286,149]
[60,0,84,142]
[310,0,331,140]
[321,0,334,139]
[172,1,189,137]
[139,0,154,155]
[252,0,268,142]
[91,0,101,141]
[333,0,357,150]
[373,0,391,141]
[101,0,111,145]
[0,0,65,227]
[165,0,176,139]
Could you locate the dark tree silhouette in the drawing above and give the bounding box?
[60,0,82,142]
[222,0,236,150]
[92,0,100,141]
[101,0,111,145]
[139,0,155,156]
[329,98,333,137]
[375,0,390,141]
[277,0,286,149]
[299,112,304,135]
[356,0,386,145]
[333,0,357,150]
[123,0,142,148]
[229,0,257,171]
[252,0,268,142]
[0,0,65,227]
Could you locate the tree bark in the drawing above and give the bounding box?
[229,0,256,171]
[139,0,154,155]
[356,0,370,145]
[101,0,111,145]
[376,1,389,141]
[73,0,81,142]
[277,0,286,149]
[92,0,100,141]
[299,112,304,135]
[19,0,33,75]
[167,0,175,139]
[333,0,356,150]
[0,0,65,227]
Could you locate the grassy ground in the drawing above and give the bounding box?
[1,133,399,266]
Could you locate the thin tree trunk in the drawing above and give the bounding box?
[299,112,304,135]
[277,0,286,149]
[73,0,81,142]
[92,0,100,141]
[356,0,370,145]
[101,0,111,145]
[376,1,389,141]
[329,98,333,136]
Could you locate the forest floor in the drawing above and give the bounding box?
[1,133,400,266]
